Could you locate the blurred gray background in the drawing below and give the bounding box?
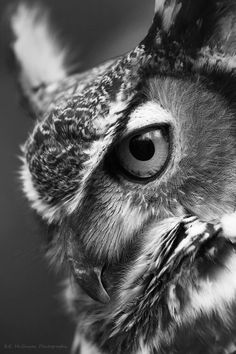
[0,0,153,353]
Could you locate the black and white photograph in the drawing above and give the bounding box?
[1,0,236,353]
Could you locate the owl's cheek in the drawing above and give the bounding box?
[161,239,236,331]
[178,191,236,224]
[167,218,236,324]
[64,195,151,303]
[181,248,236,325]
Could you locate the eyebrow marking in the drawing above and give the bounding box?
[125,101,174,136]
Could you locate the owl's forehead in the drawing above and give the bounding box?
[29,47,143,140]
[29,36,198,146]
[27,26,233,154]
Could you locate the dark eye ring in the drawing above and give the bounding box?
[114,124,171,182]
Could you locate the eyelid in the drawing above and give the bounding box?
[116,123,170,146]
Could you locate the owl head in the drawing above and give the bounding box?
[11,0,236,350]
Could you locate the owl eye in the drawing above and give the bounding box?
[115,126,170,181]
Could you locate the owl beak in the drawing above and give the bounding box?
[72,262,110,304]
[68,246,110,304]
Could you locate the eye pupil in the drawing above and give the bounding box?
[129,135,155,161]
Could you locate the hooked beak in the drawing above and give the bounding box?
[67,231,110,304]
[70,258,110,304]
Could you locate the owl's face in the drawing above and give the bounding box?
[17,0,236,349]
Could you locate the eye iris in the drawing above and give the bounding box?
[129,135,155,161]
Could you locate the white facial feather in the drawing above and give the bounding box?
[197,46,236,71]
[20,156,62,222]
[71,336,101,354]
[65,100,127,215]
[137,340,150,354]
[168,218,236,324]
[221,212,236,239]
[186,251,236,322]
[125,101,174,135]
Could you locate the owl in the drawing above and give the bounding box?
[10,0,236,353]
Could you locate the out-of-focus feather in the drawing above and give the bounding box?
[11,3,68,89]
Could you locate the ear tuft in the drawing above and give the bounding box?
[153,0,236,69]
[10,3,69,91]
[155,0,182,32]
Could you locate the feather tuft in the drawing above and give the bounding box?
[10,3,68,90]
